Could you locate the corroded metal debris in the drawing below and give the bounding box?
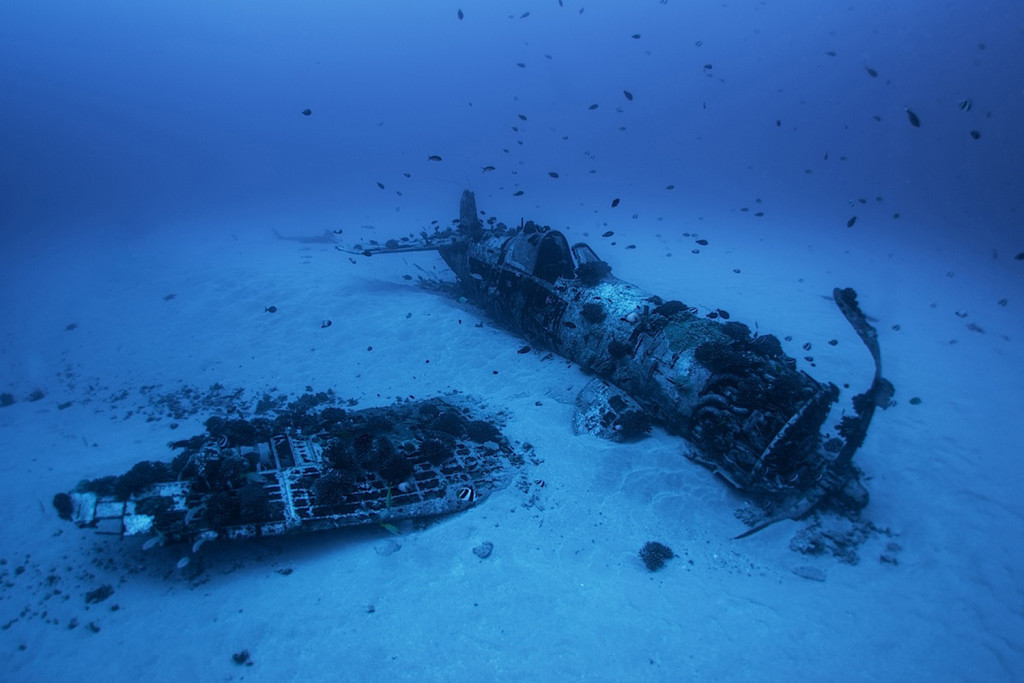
[56,396,520,546]
[345,191,893,535]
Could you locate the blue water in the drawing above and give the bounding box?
[2,2,1023,681]
[4,1,1021,250]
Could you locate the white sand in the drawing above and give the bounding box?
[1,202,1021,681]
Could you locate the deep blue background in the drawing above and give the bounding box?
[3,0,1021,254]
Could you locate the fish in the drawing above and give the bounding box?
[865,67,878,77]
[516,62,526,68]
[321,320,332,328]
[481,165,496,173]
[602,231,614,237]
[457,9,463,19]
[631,34,641,39]
[588,103,599,110]
[192,530,217,554]
[623,90,633,101]
[427,155,443,161]
[376,181,385,190]
[666,184,675,190]
[403,172,412,178]
[301,109,311,116]
[610,198,620,208]
[548,171,560,178]
[970,130,981,140]
[266,306,278,313]
[513,190,524,196]
[905,108,921,127]
[847,216,857,228]
[958,98,972,112]
[457,487,477,502]
[517,114,527,121]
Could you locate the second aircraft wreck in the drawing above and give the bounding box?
[346,191,894,536]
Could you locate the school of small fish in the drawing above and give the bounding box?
[292,6,1007,272]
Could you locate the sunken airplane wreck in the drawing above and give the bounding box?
[347,191,894,536]
[55,396,523,553]
[54,192,892,549]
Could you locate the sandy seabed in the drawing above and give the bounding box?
[1,209,1021,682]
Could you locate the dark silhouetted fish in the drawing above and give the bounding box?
[302,109,312,116]
[623,90,633,100]
[905,108,921,127]
[865,67,878,77]
[427,155,443,161]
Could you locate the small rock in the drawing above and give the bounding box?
[880,542,902,565]
[639,541,674,571]
[473,541,494,559]
[375,539,401,557]
[85,584,114,604]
